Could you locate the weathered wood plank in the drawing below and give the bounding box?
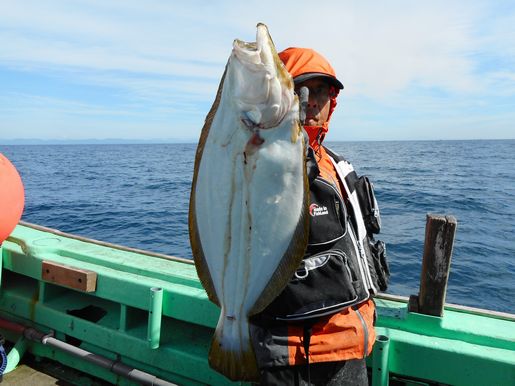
[42,261,97,292]
[410,214,457,317]
[2,363,61,386]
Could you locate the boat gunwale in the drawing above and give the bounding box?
[12,221,515,322]
[16,220,193,265]
[376,293,515,321]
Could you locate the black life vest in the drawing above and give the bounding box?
[260,147,389,321]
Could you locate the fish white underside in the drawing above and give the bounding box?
[193,76,305,372]
[195,104,304,320]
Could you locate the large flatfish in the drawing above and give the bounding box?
[189,23,309,381]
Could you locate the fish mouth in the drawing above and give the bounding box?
[231,23,295,129]
[233,23,290,84]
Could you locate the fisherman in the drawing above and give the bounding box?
[250,47,389,386]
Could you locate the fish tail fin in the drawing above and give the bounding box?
[209,314,259,381]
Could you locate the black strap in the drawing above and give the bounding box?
[303,324,313,385]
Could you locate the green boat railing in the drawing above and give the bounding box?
[0,219,513,385]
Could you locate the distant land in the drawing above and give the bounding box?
[0,138,198,145]
[0,138,512,146]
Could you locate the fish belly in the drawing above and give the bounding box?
[192,121,307,380]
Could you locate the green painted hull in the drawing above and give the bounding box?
[0,222,514,385]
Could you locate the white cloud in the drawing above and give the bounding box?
[1,0,512,97]
[1,0,514,140]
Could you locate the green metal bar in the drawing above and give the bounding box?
[119,303,127,332]
[372,335,390,386]
[38,281,46,302]
[4,335,28,374]
[148,287,163,349]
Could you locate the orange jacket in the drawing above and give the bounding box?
[287,299,376,365]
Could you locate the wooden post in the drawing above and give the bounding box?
[409,214,457,317]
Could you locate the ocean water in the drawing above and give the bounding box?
[1,140,514,313]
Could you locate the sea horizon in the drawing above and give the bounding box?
[1,137,514,146]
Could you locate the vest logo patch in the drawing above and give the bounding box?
[309,203,329,217]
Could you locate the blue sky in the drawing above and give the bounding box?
[1,0,514,143]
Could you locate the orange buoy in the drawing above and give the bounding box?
[0,153,25,244]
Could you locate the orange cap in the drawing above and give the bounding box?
[278,47,343,89]
[0,153,24,244]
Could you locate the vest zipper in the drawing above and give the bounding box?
[335,200,341,222]
[353,306,369,359]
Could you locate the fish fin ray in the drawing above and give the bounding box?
[189,211,220,305]
[188,66,229,306]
